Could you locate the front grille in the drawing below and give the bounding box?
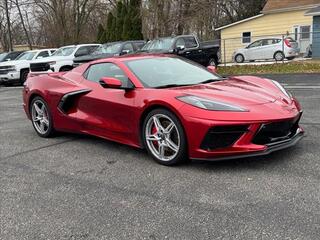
[30,62,50,72]
[0,70,10,74]
[200,125,249,151]
[252,114,301,145]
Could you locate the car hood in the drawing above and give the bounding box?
[73,53,115,63]
[173,76,286,108]
[0,59,27,67]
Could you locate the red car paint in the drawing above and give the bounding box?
[23,54,304,160]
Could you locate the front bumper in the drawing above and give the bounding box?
[0,72,20,84]
[191,128,304,161]
[183,110,304,160]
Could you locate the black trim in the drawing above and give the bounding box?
[192,130,304,162]
[58,89,91,113]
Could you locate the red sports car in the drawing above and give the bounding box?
[23,54,304,165]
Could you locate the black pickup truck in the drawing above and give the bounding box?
[73,40,145,67]
[139,35,220,66]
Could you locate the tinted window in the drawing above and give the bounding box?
[176,38,186,48]
[125,57,221,88]
[242,32,251,43]
[36,51,49,59]
[183,37,198,48]
[248,40,262,48]
[262,39,280,46]
[133,42,145,50]
[85,63,130,87]
[50,50,56,54]
[100,43,122,54]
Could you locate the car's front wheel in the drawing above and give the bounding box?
[274,51,285,61]
[142,109,188,166]
[30,96,55,138]
[235,54,245,63]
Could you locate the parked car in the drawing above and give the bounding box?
[73,41,146,67]
[139,35,220,66]
[233,37,300,63]
[0,51,25,62]
[30,44,101,72]
[0,49,56,85]
[23,55,303,166]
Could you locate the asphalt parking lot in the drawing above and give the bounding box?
[0,74,320,240]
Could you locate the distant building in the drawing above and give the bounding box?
[216,0,320,62]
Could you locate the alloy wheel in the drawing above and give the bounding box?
[145,114,180,162]
[31,100,50,135]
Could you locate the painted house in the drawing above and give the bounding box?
[216,0,320,63]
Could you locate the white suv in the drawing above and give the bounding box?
[30,44,100,73]
[233,37,300,63]
[0,49,56,85]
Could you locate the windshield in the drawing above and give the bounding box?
[52,46,76,56]
[16,51,37,60]
[142,38,174,51]
[125,57,221,88]
[0,53,7,61]
[97,43,122,54]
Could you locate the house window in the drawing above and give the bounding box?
[242,32,251,44]
[300,26,311,40]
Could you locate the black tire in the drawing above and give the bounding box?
[20,69,29,85]
[249,60,255,62]
[59,66,73,72]
[286,57,295,61]
[208,58,218,67]
[235,54,245,63]
[274,51,285,61]
[142,108,188,166]
[30,96,55,138]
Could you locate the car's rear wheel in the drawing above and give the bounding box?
[142,109,187,166]
[274,51,285,61]
[235,54,245,63]
[59,66,73,72]
[30,96,55,138]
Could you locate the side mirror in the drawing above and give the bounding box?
[99,77,122,89]
[176,45,185,52]
[121,49,130,55]
[207,66,217,74]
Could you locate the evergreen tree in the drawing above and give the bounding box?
[105,12,114,42]
[128,0,143,40]
[97,24,105,43]
[115,1,125,41]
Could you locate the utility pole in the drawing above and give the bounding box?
[4,0,13,51]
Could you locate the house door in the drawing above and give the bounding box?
[294,25,311,53]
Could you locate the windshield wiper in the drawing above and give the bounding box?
[155,84,193,89]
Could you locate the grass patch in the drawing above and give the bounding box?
[218,60,320,75]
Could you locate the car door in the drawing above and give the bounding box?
[76,62,137,143]
[246,40,263,60]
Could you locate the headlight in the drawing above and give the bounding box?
[177,95,248,112]
[272,80,291,98]
[48,61,56,66]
